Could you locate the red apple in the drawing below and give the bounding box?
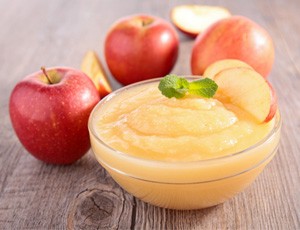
[170,5,231,38]
[191,16,275,78]
[81,50,112,98]
[104,14,179,85]
[213,67,277,123]
[9,67,100,164]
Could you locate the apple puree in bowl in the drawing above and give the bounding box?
[89,71,280,209]
[93,81,274,162]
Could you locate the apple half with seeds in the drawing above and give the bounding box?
[171,5,231,37]
[203,59,253,79]
[81,51,112,98]
[213,67,277,123]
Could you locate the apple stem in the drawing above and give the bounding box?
[141,18,153,27]
[142,20,147,27]
[41,66,53,84]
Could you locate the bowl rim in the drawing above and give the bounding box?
[95,143,279,184]
[88,76,282,167]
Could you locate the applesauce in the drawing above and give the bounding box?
[89,77,281,209]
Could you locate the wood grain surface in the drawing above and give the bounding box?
[0,0,299,229]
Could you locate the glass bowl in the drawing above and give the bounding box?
[88,78,281,210]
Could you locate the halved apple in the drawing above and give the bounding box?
[203,59,253,79]
[214,67,277,123]
[81,51,112,98]
[170,5,231,37]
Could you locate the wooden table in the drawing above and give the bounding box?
[1,0,299,229]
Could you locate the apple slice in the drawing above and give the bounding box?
[214,67,277,123]
[265,81,278,122]
[81,51,112,98]
[170,5,231,37]
[203,59,253,79]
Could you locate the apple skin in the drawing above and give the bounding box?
[105,14,179,85]
[9,67,100,164]
[191,16,275,78]
[265,81,278,122]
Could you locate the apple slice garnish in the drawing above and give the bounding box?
[203,59,253,79]
[81,51,112,98]
[265,81,278,122]
[214,67,277,123]
[170,5,231,37]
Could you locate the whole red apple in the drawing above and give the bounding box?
[191,16,275,78]
[9,67,100,164]
[105,14,179,85]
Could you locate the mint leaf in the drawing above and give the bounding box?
[158,75,218,99]
[188,78,218,98]
[158,75,189,99]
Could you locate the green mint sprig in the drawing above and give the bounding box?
[158,74,218,99]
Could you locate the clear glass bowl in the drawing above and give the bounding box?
[88,78,281,210]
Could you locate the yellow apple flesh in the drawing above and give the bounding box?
[81,51,112,98]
